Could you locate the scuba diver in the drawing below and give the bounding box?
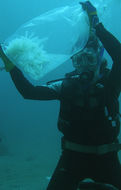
[0,1,121,190]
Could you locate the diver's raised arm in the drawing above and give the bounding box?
[10,67,61,100]
[95,23,121,63]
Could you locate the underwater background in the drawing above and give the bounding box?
[0,0,121,189]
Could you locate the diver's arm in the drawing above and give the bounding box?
[10,67,61,100]
[96,23,121,96]
[81,1,121,96]
[95,23,121,63]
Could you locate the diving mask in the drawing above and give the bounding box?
[72,48,98,74]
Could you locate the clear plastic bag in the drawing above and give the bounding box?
[4,4,89,82]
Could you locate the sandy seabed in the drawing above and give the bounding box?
[0,147,121,190]
[0,155,52,190]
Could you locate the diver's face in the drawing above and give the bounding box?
[72,48,98,74]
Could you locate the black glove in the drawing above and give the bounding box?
[0,44,14,72]
[80,1,99,29]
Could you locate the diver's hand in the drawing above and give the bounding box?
[80,1,99,29]
[0,44,14,72]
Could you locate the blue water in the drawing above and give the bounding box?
[0,0,121,189]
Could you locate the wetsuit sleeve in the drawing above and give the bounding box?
[95,23,121,97]
[10,66,61,100]
[95,23,121,63]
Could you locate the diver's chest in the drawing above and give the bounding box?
[72,83,105,108]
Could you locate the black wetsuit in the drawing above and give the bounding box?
[10,23,121,190]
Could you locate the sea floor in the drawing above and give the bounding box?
[1,151,121,190]
[0,155,53,190]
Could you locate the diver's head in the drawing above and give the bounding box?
[71,32,103,82]
[72,47,98,73]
